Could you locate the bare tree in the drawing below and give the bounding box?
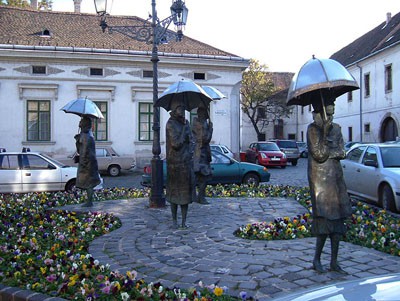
[241,59,292,140]
[0,0,52,10]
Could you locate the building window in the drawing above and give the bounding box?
[347,91,353,102]
[301,106,304,115]
[27,100,50,141]
[194,72,206,80]
[93,102,107,141]
[143,70,153,78]
[385,64,392,93]
[32,65,46,75]
[90,68,103,76]
[364,123,371,133]
[348,126,353,142]
[364,73,370,97]
[257,107,266,119]
[139,102,153,141]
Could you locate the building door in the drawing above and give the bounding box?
[381,117,398,142]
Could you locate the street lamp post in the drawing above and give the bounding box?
[94,0,188,208]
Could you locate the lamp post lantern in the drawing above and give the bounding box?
[94,0,188,208]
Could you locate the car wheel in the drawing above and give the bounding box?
[281,165,286,169]
[292,160,298,166]
[243,173,260,186]
[65,179,76,192]
[381,184,395,212]
[108,165,121,177]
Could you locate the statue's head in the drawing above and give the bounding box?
[197,107,208,120]
[170,99,185,117]
[312,89,335,114]
[79,116,92,132]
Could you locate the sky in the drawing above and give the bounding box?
[52,0,400,73]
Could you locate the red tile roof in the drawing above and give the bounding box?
[0,5,241,59]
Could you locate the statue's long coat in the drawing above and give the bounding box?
[75,130,101,189]
[166,115,195,205]
[192,116,213,176]
[307,122,352,221]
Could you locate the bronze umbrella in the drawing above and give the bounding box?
[156,79,213,112]
[287,56,359,118]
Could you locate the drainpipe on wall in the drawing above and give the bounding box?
[356,63,363,142]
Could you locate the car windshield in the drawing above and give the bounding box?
[380,147,400,167]
[259,143,280,151]
[41,153,66,167]
[278,140,297,148]
[212,152,231,164]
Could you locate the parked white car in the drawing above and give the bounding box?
[341,143,400,212]
[0,149,78,193]
[210,144,234,158]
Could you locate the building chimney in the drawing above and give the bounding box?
[31,0,38,9]
[387,12,392,25]
[73,0,82,13]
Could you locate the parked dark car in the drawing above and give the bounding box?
[296,141,308,158]
[141,150,270,187]
[341,143,400,212]
[245,142,287,168]
[268,139,300,166]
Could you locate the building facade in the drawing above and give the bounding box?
[286,11,400,144]
[0,6,248,167]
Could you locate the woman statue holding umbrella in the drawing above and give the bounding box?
[287,57,359,273]
[307,92,352,273]
[192,106,213,204]
[61,97,104,207]
[165,99,195,229]
[75,116,101,207]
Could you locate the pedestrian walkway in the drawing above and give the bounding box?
[55,196,400,300]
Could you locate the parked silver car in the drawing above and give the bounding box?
[341,143,400,212]
[272,273,400,301]
[58,146,135,177]
[0,149,77,193]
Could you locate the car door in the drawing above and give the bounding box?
[341,145,367,194]
[357,146,380,201]
[96,147,111,172]
[0,154,22,193]
[21,154,61,192]
[210,152,240,184]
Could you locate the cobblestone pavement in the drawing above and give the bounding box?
[58,196,400,300]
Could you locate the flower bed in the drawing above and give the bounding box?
[1,184,399,300]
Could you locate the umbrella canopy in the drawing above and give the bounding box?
[156,79,213,111]
[201,86,226,100]
[286,56,359,106]
[61,98,104,119]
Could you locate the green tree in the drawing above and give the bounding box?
[0,0,52,10]
[241,59,293,140]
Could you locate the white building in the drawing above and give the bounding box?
[0,5,248,167]
[287,11,400,144]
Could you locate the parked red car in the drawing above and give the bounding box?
[245,142,287,168]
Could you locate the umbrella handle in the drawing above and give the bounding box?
[319,90,328,121]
